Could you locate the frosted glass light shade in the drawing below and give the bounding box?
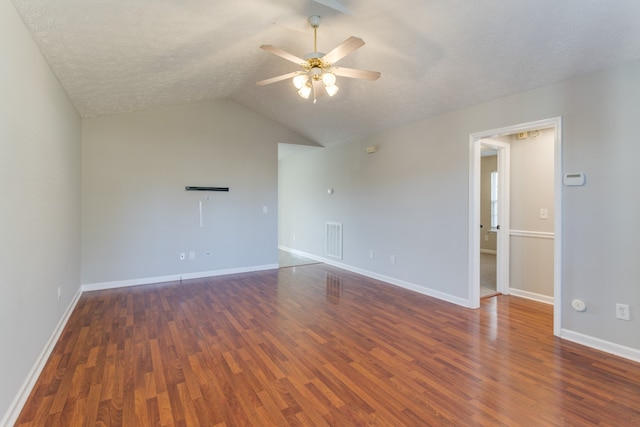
[325,85,339,97]
[293,75,308,89]
[322,72,336,86]
[298,84,312,99]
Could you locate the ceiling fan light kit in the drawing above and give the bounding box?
[257,15,380,103]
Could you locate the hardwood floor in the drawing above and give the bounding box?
[480,252,497,298]
[16,264,640,426]
[278,250,321,269]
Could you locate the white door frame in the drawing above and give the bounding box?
[468,117,563,336]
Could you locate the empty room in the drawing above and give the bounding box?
[2,0,640,425]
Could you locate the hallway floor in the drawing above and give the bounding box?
[481,252,498,297]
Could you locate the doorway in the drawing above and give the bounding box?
[468,117,562,336]
[479,139,510,298]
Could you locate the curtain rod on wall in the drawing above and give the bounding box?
[185,186,230,192]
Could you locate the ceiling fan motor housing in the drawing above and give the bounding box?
[303,52,325,61]
[311,67,323,80]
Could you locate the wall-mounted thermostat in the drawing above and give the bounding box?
[563,172,585,186]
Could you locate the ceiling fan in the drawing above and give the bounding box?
[257,15,380,103]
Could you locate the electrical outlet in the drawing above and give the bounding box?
[616,303,630,320]
[179,252,186,260]
[369,250,374,259]
[57,286,62,301]
[390,254,396,264]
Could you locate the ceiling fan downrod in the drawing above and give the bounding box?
[309,15,321,53]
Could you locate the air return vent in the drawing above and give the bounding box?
[325,222,343,259]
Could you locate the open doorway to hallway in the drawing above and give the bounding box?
[479,141,507,299]
[469,117,562,335]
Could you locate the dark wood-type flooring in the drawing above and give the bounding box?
[17,264,640,426]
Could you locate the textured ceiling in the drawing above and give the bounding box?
[11,0,640,146]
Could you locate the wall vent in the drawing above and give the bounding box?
[325,222,343,259]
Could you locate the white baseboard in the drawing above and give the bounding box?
[508,288,554,305]
[560,329,640,363]
[1,287,83,427]
[279,247,470,308]
[82,264,279,292]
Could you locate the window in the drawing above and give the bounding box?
[490,171,498,230]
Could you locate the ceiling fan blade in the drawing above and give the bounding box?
[256,71,304,86]
[312,0,351,14]
[322,37,365,65]
[333,67,381,81]
[260,45,305,65]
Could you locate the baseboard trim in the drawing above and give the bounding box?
[279,247,470,308]
[560,329,640,363]
[508,288,554,305]
[82,264,280,292]
[1,287,83,427]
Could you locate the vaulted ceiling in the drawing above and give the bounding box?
[12,0,640,146]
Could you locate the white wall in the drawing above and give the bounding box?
[82,100,312,286]
[280,59,640,354]
[0,1,81,422]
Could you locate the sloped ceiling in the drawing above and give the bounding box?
[11,0,640,146]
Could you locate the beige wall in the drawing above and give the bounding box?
[509,128,555,297]
[510,129,555,232]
